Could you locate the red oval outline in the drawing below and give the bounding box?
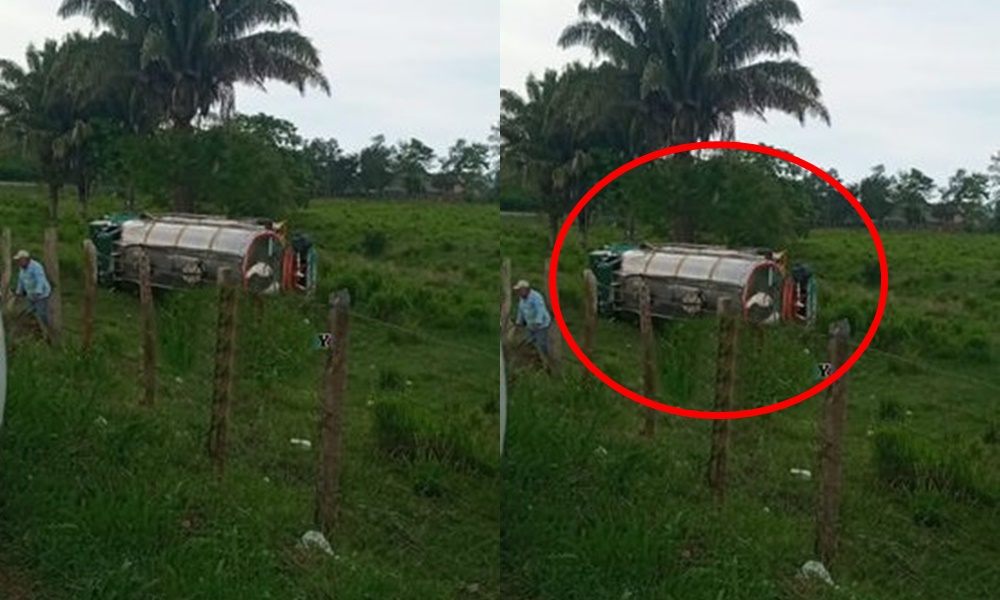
[548,141,888,420]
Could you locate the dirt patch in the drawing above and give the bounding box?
[0,562,37,600]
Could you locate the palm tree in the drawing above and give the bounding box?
[58,0,331,211]
[559,0,830,241]
[0,37,96,222]
[501,64,620,244]
[559,0,829,148]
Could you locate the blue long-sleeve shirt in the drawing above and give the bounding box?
[16,259,51,299]
[516,289,551,329]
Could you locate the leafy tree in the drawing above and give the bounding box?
[892,168,935,226]
[303,137,358,197]
[941,168,990,228]
[439,138,491,199]
[857,165,895,225]
[358,134,394,196]
[123,121,310,217]
[393,138,436,195]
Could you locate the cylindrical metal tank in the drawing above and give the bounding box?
[114,215,286,293]
[612,244,784,324]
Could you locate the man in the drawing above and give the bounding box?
[13,250,52,329]
[513,279,552,362]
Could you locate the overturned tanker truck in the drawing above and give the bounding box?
[87,213,318,295]
[588,243,817,326]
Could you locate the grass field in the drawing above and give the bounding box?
[501,214,1000,600]
[0,185,500,599]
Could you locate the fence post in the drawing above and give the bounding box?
[316,289,350,536]
[582,269,598,382]
[815,319,851,566]
[81,240,98,354]
[542,258,561,374]
[139,248,156,407]
[501,258,512,345]
[0,228,10,310]
[708,296,739,505]
[638,280,657,437]
[42,227,63,346]
[207,268,239,475]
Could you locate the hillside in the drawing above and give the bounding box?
[500,214,1000,600]
[0,185,500,599]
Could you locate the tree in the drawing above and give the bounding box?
[857,165,895,226]
[358,134,394,196]
[439,138,491,199]
[0,36,95,221]
[891,169,935,226]
[303,138,358,198]
[59,0,331,212]
[942,168,990,228]
[557,0,830,241]
[393,138,435,195]
[500,66,600,242]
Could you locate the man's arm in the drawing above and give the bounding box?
[514,301,526,326]
[14,271,25,296]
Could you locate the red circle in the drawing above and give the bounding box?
[548,141,888,420]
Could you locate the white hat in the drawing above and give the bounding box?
[13,249,29,261]
[513,279,530,290]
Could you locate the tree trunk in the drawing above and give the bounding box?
[126,182,137,212]
[671,152,697,243]
[672,215,695,243]
[47,183,60,224]
[77,177,88,221]
[171,119,197,213]
[548,212,560,249]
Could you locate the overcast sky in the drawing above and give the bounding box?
[502,0,1000,187]
[1,0,498,157]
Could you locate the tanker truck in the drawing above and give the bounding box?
[587,243,817,326]
[87,213,317,295]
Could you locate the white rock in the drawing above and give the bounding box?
[290,438,312,449]
[298,530,333,555]
[799,560,835,587]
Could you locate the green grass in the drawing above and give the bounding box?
[0,185,500,599]
[501,214,1000,600]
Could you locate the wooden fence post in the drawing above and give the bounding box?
[42,227,62,346]
[708,296,739,505]
[815,319,851,566]
[582,269,598,382]
[501,258,512,345]
[0,228,10,310]
[139,248,156,407]
[542,258,561,373]
[638,280,657,437]
[81,240,98,354]
[316,289,350,536]
[207,268,239,475]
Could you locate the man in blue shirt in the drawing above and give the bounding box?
[513,279,551,362]
[13,250,52,329]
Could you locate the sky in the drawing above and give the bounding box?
[502,0,1000,187]
[0,0,498,157]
